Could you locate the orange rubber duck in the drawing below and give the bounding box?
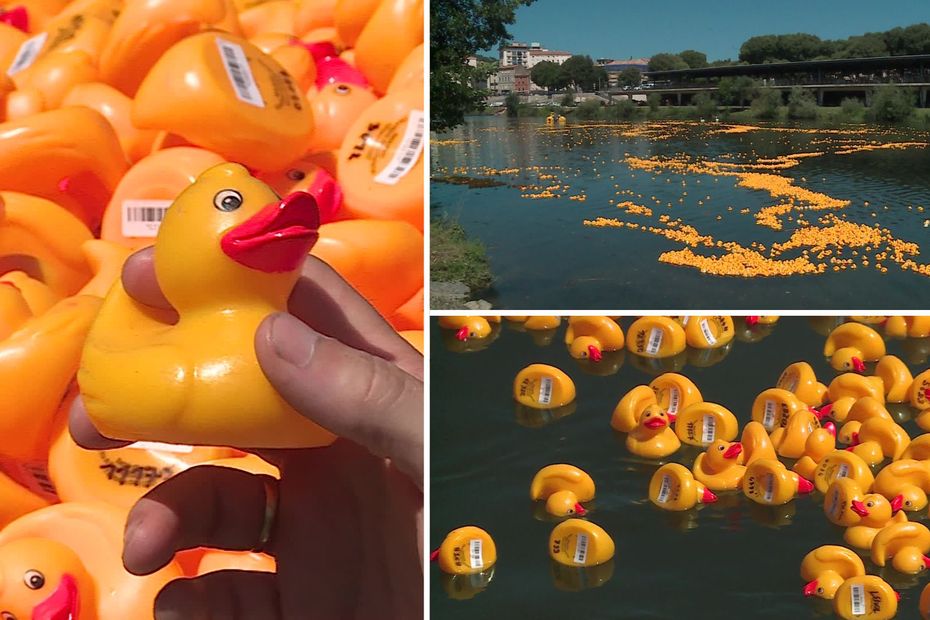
[871,521,930,573]
[0,470,48,530]
[792,421,837,480]
[78,163,337,448]
[530,464,594,517]
[257,156,343,224]
[564,316,623,362]
[625,316,686,358]
[437,316,497,342]
[832,575,898,620]
[751,387,808,432]
[740,421,778,465]
[683,315,734,349]
[742,458,813,505]
[770,409,820,459]
[829,373,885,403]
[813,450,875,494]
[824,322,887,372]
[692,439,745,491]
[649,463,717,511]
[674,402,738,447]
[846,492,907,550]
[801,545,865,599]
[626,405,679,458]
[353,0,422,94]
[873,460,930,512]
[886,316,930,339]
[845,417,910,464]
[875,355,913,403]
[776,361,827,406]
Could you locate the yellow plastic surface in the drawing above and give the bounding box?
[649,372,702,419]
[674,402,738,447]
[751,387,807,432]
[625,316,686,358]
[771,410,819,459]
[875,355,913,403]
[548,519,614,567]
[610,385,655,433]
[871,521,930,573]
[873,459,930,512]
[307,83,378,153]
[742,458,810,505]
[776,361,826,406]
[692,439,745,491]
[829,373,885,403]
[814,450,875,494]
[683,315,734,349]
[648,463,715,511]
[512,364,575,410]
[740,421,778,465]
[437,526,496,575]
[832,575,897,620]
[824,322,887,371]
[529,464,595,502]
[626,404,680,458]
[353,0,422,94]
[800,545,865,600]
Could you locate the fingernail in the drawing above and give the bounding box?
[269,313,318,367]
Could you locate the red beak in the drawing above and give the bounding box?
[850,500,869,517]
[0,6,28,32]
[803,580,818,597]
[896,591,901,601]
[455,326,469,341]
[588,345,602,362]
[574,502,587,516]
[851,357,866,373]
[667,411,676,424]
[32,573,78,620]
[644,417,667,429]
[745,316,759,327]
[701,487,718,504]
[822,421,836,437]
[797,477,814,494]
[430,548,440,561]
[923,555,930,570]
[890,495,904,513]
[220,191,319,273]
[301,41,370,89]
[924,388,930,400]
[723,443,743,459]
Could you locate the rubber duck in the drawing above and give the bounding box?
[886,316,930,339]
[564,316,622,362]
[875,355,913,403]
[132,32,313,171]
[846,417,909,464]
[793,422,837,480]
[740,421,778,465]
[909,369,930,427]
[649,372,702,421]
[686,340,733,368]
[11,48,98,110]
[682,315,734,349]
[626,405,680,458]
[0,502,185,620]
[336,85,423,230]
[0,107,127,231]
[846,492,907,550]
[674,402,738,447]
[387,43,423,94]
[0,470,48,530]
[776,361,828,406]
[921,581,930,620]
[649,463,717,510]
[436,526,497,575]
[771,409,820,459]
[801,545,866,599]
[832,575,898,620]
[548,519,614,567]
[196,550,275,575]
[520,316,560,330]
[692,439,745,491]
[611,385,656,432]
[741,458,813,505]
[78,163,337,448]
[751,387,807,432]
[332,0,378,47]
[545,113,555,125]
[438,316,495,341]
[824,397,857,424]
[513,364,575,409]
[873,460,930,512]
[824,322,887,372]
[902,434,930,460]
[626,316,686,358]
[829,373,885,403]
[824,478,866,527]
[0,271,59,316]
[814,450,875,494]
[840,397,894,436]
[530,464,594,517]
[871,521,930,573]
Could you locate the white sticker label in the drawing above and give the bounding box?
[121,199,172,238]
[667,387,681,415]
[762,400,776,430]
[851,583,865,616]
[645,328,663,355]
[538,377,553,405]
[128,441,194,454]
[828,487,840,516]
[699,318,717,345]
[837,463,849,479]
[680,316,690,325]
[702,414,716,444]
[764,473,775,503]
[374,110,425,185]
[657,474,671,503]
[468,539,483,569]
[573,533,588,564]
[7,32,47,76]
[216,38,265,108]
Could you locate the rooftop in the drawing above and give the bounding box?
[645,54,930,79]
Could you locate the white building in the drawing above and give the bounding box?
[527,49,571,68]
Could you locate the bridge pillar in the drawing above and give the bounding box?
[865,90,873,107]
[921,87,928,108]
[817,89,824,106]
[676,92,682,106]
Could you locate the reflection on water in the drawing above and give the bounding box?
[431,117,930,309]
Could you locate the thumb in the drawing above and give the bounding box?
[255,312,423,489]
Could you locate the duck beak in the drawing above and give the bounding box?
[745,316,759,327]
[587,345,602,362]
[429,548,440,561]
[810,403,833,420]
[644,417,667,429]
[0,6,29,32]
[455,326,469,341]
[822,421,836,437]
[701,487,717,504]
[852,357,866,373]
[796,476,814,494]
[850,500,869,517]
[574,502,587,516]
[32,573,78,620]
[723,443,743,459]
[803,580,818,597]
[220,191,319,273]
[890,495,904,513]
[923,555,930,570]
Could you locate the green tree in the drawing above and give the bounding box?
[885,23,930,56]
[648,53,689,72]
[868,85,916,123]
[679,49,708,69]
[717,76,759,107]
[840,97,865,119]
[574,99,601,119]
[836,33,888,58]
[787,87,818,119]
[430,0,535,132]
[530,60,568,96]
[751,89,782,119]
[739,35,779,64]
[613,98,637,119]
[692,91,717,118]
[647,93,661,112]
[505,92,520,117]
[619,67,642,88]
[560,55,604,91]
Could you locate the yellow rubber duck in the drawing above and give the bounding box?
[682,315,734,349]
[875,355,913,403]
[564,316,623,362]
[824,322,887,372]
[674,402,738,447]
[436,526,496,575]
[625,316,686,358]
[873,460,930,512]
[649,463,717,510]
[829,373,885,403]
[832,575,897,620]
[438,316,497,341]
[871,521,930,573]
[742,458,813,505]
[626,405,680,458]
[909,369,930,429]
[751,387,807,432]
[0,271,60,316]
[792,422,837,480]
[78,163,337,448]
[814,450,875,494]
[530,464,594,517]
[0,502,184,620]
[549,519,614,567]
[776,361,827,406]
[903,434,930,460]
[800,545,865,599]
[771,409,820,459]
[846,492,907,550]
[846,417,910,464]
[513,364,575,410]
[649,373,702,421]
[692,439,745,491]
[886,316,930,339]
[739,421,778,465]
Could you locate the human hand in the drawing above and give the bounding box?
[70,248,424,620]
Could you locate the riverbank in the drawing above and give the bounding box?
[429,217,493,309]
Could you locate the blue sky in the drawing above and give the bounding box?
[493,0,929,61]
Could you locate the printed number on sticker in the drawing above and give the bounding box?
[7,32,47,76]
[837,463,849,479]
[122,200,172,238]
[699,319,717,345]
[667,387,681,415]
[538,377,553,405]
[850,583,865,616]
[374,110,425,185]
[762,400,776,430]
[573,533,588,564]
[216,39,265,107]
[657,474,671,503]
[646,328,663,355]
[763,473,775,503]
[702,414,716,444]
[468,539,483,569]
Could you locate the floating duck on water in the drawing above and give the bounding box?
[611,372,702,431]
[564,316,623,362]
[739,421,778,465]
[875,355,913,403]
[674,402,738,447]
[742,458,813,506]
[831,575,898,620]
[682,315,734,349]
[824,322,887,372]
[625,316,686,358]
[800,545,866,599]
[792,421,837,480]
[692,439,745,491]
[814,450,875,495]
[549,519,613,567]
[873,459,930,513]
[438,316,500,341]
[435,526,497,575]
[649,463,717,511]
[530,464,595,517]
[513,364,576,410]
[626,405,680,459]
[871,521,930,574]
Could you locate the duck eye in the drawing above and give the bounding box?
[23,570,44,590]
[286,169,306,181]
[335,84,351,95]
[213,189,243,212]
[867,502,874,507]
[2,612,17,620]
[718,445,725,451]
[817,587,823,594]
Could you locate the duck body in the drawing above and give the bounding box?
[626,405,679,458]
[844,493,906,550]
[692,439,745,491]
[824,323,886,372]
[800,545,865,599]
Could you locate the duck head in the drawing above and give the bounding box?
[0,538,95,620]
[545,490,587,517]
[850,493,900,526]
[568,336,602,363]
[638,405,670,433]
[706,439,743,469]
[833,348,866,373]
[803,572,844,599]
[154,163,319,310]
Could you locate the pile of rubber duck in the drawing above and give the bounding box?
[435,317,930,619]
[0,0,422,617]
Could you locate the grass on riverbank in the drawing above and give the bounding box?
[430,216,492,295]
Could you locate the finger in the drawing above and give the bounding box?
[155,571,280,620]
[121,247,175,312]
[291,257,423,379]
[124,466,272,575]
[256,313,423,489]
[68,395,132,450]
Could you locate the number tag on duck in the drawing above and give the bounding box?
[837,463,849,479]
[122,200,172,237]
[699,319,716,345]
[7,32,47,76]
[851,583,865,616]
[468,539,483,569]
[667,388,681,415]
[374,110,425,186]
[762,400,776,430]
[538,378,553,405]
[657,474,671,503]
[702,415,716,444]
[216,38,265,108]
[128,441,194,454]
[646,328,663,355]
[763,473,775,503]
[573,533,588,564]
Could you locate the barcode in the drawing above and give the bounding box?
[657,474,671,503]
[850,583,865,616]
[538,377,553,405]
[646,328,663,355]
[121,199,171,237]
[7,32,47,76]
[667,387,681,415]
[762,400,776,430]
[702,414,716,444]
[216,39,265,108]
[573,533,588,564]
[468,539,483,569]
[129,441,194,454]
[837,463,849,479]
[763,473,774,502]
[828,487,840,517]
[699,318,717,345]
[374,110,425,185]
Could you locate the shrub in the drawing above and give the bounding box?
[868,85,915,123]
[560,92,575,107]
[505,93,520,117]
[608,98,637,120]
[692,91,718,118]
[840,97,865,119]
[787,87,818,119]
[574,99,601,119]
[647,93,660,112]
[751,89,782,119]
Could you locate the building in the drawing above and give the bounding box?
[527,49,571,68]
[601,57,651,88]
[500,42,534,67]
[492,65,531,94]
